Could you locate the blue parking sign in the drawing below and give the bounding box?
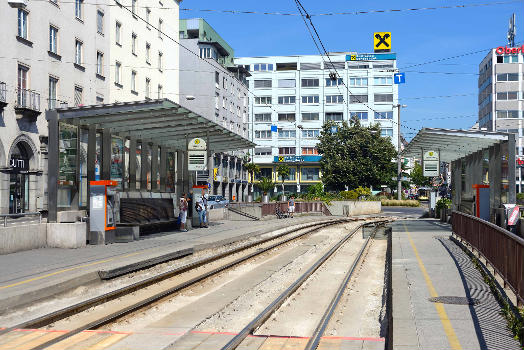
[271,125,278,132]
[394,73,406,84]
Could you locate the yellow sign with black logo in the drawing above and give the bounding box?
[213,168,218,181]
[374,32,391,53]
[278,156,284,162]
[349,54,357,61]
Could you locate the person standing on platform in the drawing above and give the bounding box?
[179,193,188,232]
[288,196,295,218]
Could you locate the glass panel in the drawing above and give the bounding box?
[136,143,141,189]
[79,128,88,207]
[501,142,509,203]
[111,137,124,190]
[166,152,176,192]
[58,123,78,208]
[124,139,130,190]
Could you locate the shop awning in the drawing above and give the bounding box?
[51,99,255,152]
[402,128,511,162]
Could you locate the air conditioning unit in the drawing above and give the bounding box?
[8,0,28,8]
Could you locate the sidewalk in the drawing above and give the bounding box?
[0,216,335,312]
[391,219,520,350]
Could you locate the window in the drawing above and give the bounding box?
[348,64,369,69]
[301,78,319,87]
[381,128,393,137]
[145,78,151,99]
[374,94,393,103]
[301,167,320,181]
[158,51,163,71]
[145,43,151,63]
[255,148,272,156]
[497,92,519,100]
[302,129,320,138]
[374,111,393,119]
[374,76,393,85]
[278,147,296,155]
[158,19,163,38]
[497,73,519,81]
[96,52,103,75]
[326,95,343,104]
[278,129,296,138]
[255,113,272,122]
[302,95,319,104]
[277,62,297,71]
[97,10,104,34]
[254,80,272,88]
[255,96,272,105]
[131,33,137,55]
[215,71,219,85]
[223,77,226,88]
[353,112,368,120]
[75,0,83,19]
[253,63,273,71]
[74,40,83,65]
[326,112,343,121]
[115,61,122,84]
[349,95,368,103]
[96,95,104,104]
[255,130,272,139]
[497,110,519,118]
[146,8,151,28]
[302,147,319,155]
[48,76,58,109]
[326,78,343,86]
[278,79,296,88]
[115,22,122,45]
[215,92,219,109]
[18,9,28,39]
[349,77,368,86]
[49,26,58,53]
[503,55,519,63]
[278,113,296,122]
[157,85,162,99]
[302,112,319,121]
[131,70,137,92]
[278,96,296,104]
[131,0,137,15]
[74,86,83,106]
[17,65,28,106]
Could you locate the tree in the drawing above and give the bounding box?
[316,120,397,191]
[244,162,260,194]
[257,177,275,195]
[276,163,290,198]
[410,162,431,188]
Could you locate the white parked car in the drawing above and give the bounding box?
[208,195,229,209]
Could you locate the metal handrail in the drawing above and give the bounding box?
[0,212,42,227]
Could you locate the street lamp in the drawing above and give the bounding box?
[394,104,407,200]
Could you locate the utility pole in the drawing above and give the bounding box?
[395,104,407,200]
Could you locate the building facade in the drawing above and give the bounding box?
[478,46,524,192]
[179,18,250,201]
[235,53,399,195]
[0,0,181,215]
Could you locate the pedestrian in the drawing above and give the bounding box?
[196,190,209,228]
[288,196,295,218]
[202,192,209,228]
[179,193,188,232]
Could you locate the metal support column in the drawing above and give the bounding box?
[509,133,516,203]
[128,138,137,191]
[141,142,148,190]
[151,143,158,192]
[176,150,184,197]
[159,147,167,192]
[47,110,59,223]
[101,129,111,180]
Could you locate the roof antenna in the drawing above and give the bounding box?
[508,13,516,47]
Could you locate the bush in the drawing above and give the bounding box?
[381,199,420,207]
[436,198,452,216]
[517,193,524,204]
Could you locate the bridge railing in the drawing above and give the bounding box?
[452,210,524,305]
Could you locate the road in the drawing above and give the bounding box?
[381,206,426,219]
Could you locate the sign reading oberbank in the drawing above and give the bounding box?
[496,45,524,55]
[346,53,397,61]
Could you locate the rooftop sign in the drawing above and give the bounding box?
[346,53,397,61]
[496,45,524,55]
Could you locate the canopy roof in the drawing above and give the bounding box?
[51,99,255,152]
[402,128,510,162]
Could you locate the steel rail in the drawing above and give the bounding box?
[9,218,356,350]
[303,223,381,350]
[220,219,388,350]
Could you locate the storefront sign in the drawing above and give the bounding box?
[374,32,391,53]
[274,155,322,163]
[496,45,524,55]
[346,53,397,61]
[516,157,524,167]
[10,156,28,172]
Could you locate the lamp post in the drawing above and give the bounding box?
[394,104,407,200]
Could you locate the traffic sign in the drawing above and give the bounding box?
[394,73,406,84]
[508,205,520,226]
[271,125,278,132]
[207,182,211,189]
[374,32,391,52]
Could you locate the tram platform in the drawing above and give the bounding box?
[0,216,336,312]
[391,219,521,350]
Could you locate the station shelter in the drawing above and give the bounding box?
[45,99,254,227]
[402,128,516,223]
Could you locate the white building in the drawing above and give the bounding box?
[0,0,180,214]
[235,53,400,194]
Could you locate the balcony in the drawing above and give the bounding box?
[47,99,68,110]
[15,88,41,119]
[0,82,6,110]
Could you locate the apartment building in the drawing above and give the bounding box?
[478,46,524,192]
[235,53,399,195]
[0,0,180,214]
[179,18,250,200]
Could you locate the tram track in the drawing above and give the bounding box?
[0,217,377,350]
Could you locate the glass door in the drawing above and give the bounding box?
[9,173,27,214]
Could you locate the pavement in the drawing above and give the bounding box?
[0,215,336,312]
[391,218,521,350]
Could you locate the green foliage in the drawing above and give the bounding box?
[244,162,260,184]
[517,193,524,204]
[381,199,420,207]
[276,163,291,185]
[317,120,397,191]
[257,176,275,195]
[410,162,431,187]
[339,186,372,200]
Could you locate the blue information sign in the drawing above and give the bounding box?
[271,125,278,132]
[346,53,397,61]
[394,72,406,84]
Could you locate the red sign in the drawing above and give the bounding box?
[517,157,524,168]
[496,45,524,55]
[508,206,520,226]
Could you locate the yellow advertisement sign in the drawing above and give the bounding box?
[213,168,218,181]
[374,32,391,52]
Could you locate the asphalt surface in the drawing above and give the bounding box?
[381,206,427,219]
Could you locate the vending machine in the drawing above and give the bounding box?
[89,180,118,244]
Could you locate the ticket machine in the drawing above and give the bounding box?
[89,180,118,244]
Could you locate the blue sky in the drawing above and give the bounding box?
[180,0,522,138]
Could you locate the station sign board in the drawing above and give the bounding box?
[423,150,439,177]
[188,138,207,171]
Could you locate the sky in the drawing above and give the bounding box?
[179,0,522,139]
